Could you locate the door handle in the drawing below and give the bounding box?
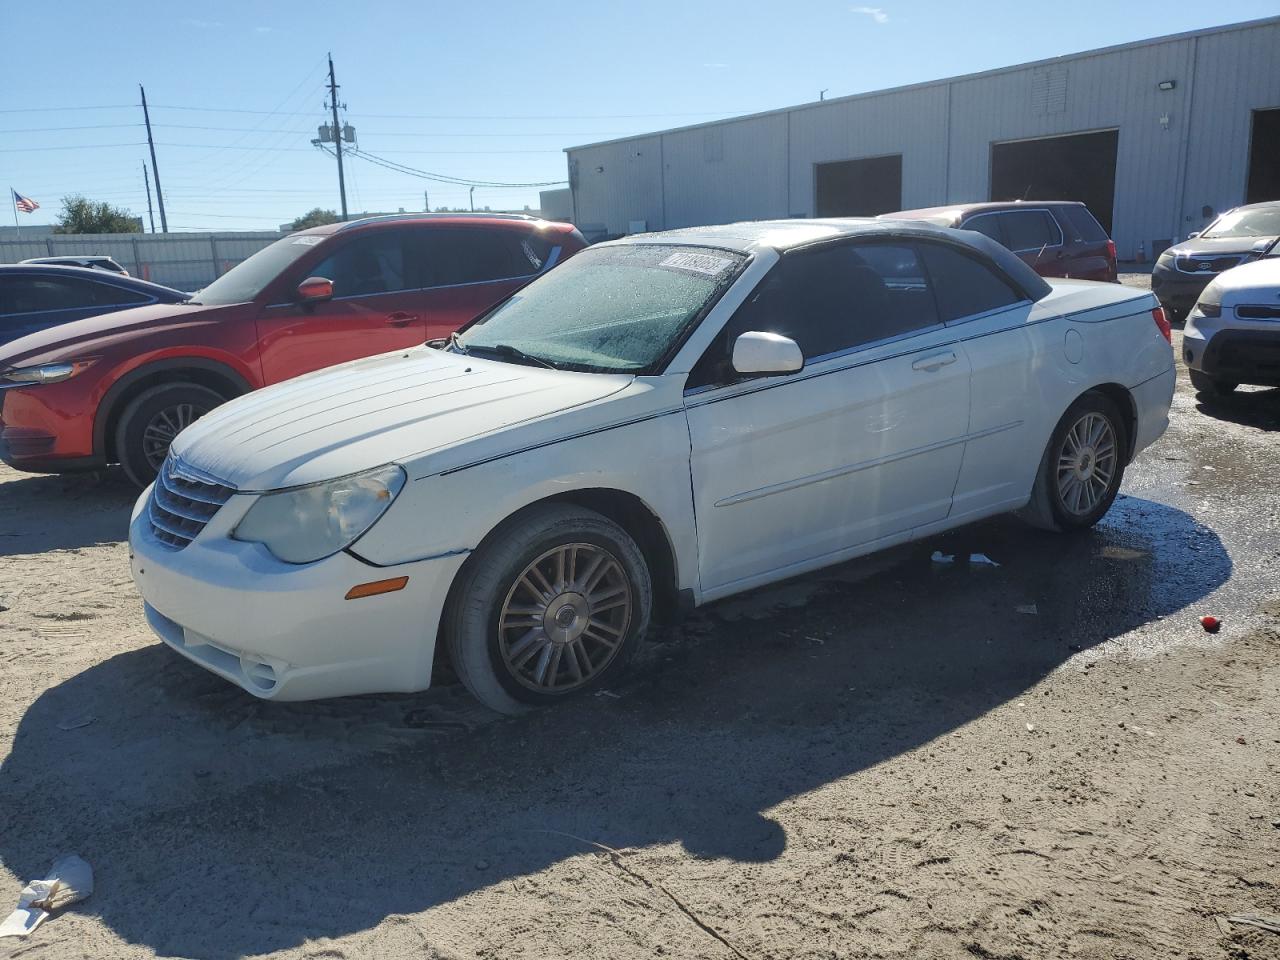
[386,312,418,327]
[911,350,958,373]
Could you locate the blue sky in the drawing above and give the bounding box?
[3,1,1276,232]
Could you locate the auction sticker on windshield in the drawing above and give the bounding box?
[291,236,324,246]
[659,251,735,276]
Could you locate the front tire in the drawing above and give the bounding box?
[1188,369,1237,399]
[444,504,652,714]
[1019,393,1127,532]
[114,383,224,488]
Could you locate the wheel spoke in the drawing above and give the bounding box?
[532,644,554,686]
[565,642,584,681]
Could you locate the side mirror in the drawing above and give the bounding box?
[731,331,804,376]
[1187,231,1201,240]
[296,276,334,303]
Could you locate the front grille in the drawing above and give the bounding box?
[148,456,235,549]
[1237,304,1280,321]
[1175,255,1243,274]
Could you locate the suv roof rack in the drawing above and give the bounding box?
[337,212,546,231]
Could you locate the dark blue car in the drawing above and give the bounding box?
[0,264,188,347]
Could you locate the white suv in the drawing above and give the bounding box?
[1183,254,1280,398]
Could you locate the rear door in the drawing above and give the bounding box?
[685,240,972,594]
[255,229,431,383]
[414,226,560,340]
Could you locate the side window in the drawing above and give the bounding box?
[961,214,1005,244]
[512,232,557,274]
[998,210,1061,252]
[91,282,151,307]
[918,243,1024,322]
[723,243,940,361]
[1061,205,1109,242]
[1,278,79,313]
[420,229,525,288]
[311,232,412,298]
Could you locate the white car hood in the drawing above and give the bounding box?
[1205,256,1280,298]
[169,348,633,490]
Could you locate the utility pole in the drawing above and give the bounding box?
[469,186,475,212]
[327,53,348,221]
[142,162,155,233]
[140,84,168,233]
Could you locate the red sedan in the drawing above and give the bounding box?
[0,214,585,485]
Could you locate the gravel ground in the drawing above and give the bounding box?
[2,277,1278,959]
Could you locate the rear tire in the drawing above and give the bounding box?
[1188,369,1237,399]
[444,503,652,714]
[1019,392,1127,533]
[114,383,224,488]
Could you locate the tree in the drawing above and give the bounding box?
[288,208,340,231]
[54,195,141,234]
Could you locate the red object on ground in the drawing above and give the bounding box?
[1200,615,1221,633]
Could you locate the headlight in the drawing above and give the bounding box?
[1,360,96,385]
[1194,282,1223,319]
[232,464,406,564]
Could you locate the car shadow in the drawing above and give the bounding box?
[1194,387,1280,432]
[0,468,137,556]
[0,496,1230,958]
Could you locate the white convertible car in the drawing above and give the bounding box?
[129,219,1174,713]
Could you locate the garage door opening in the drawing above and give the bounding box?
[814,154,902,217]
[990,130,1118,234]
[1245,108,1280,204]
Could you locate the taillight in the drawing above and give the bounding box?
[1152,306,1171,343]
[1106,239,1117,262]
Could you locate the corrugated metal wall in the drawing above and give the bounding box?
[0,231,280,290]
[567,17,1280,259]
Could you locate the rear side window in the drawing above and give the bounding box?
[1060,205,1109,242]
[0,277,100,313]
[312,232,414,298]
[419,229,529,287]
[725,242,940,360]
[918,243,1024,322]
[997,210,1061,252]
[514,232,558,274]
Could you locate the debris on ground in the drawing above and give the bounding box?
[1218,913,1280,935]
[968,553,1000,568]
[930,551,955,565]
[1015,604,1039,615]
[1200,615,1222,634]
[0,855,93,938]
[57,715,95,732]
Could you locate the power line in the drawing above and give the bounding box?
[0,123,144,133]
[320,144,566,188]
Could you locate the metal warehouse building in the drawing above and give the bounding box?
[565,16,1280,259]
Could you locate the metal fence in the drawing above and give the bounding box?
[0,231,281,291]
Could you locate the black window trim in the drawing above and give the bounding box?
[964,208,1064,254]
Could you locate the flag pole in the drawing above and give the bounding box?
[9,187,20,240]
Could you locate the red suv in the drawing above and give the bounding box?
[882,201,1118,282]
[0,214,585,485]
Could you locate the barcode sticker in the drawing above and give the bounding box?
[658,251,734,276]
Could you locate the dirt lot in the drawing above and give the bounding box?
[2,300,1278,958]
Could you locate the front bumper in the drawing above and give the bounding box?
[0,383,103,472]
[129,489,469,701]
[1150,262,1213,313]
[1182,317,1280,387]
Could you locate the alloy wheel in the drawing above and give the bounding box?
[498,542,633,693]
[1055,411,1117,516]
[141,402,208,471]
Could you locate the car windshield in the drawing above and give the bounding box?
[456,244,745,373]
[1201,207,1280,239]
[190,233,326,305]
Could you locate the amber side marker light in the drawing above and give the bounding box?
[345,576,409,600]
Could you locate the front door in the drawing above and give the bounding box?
[684,241,972,595]
[256,229,430,383]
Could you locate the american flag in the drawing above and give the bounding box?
[12,190,39,213]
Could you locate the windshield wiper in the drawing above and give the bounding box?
[446,331,469,355]
[465,343,559,370]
